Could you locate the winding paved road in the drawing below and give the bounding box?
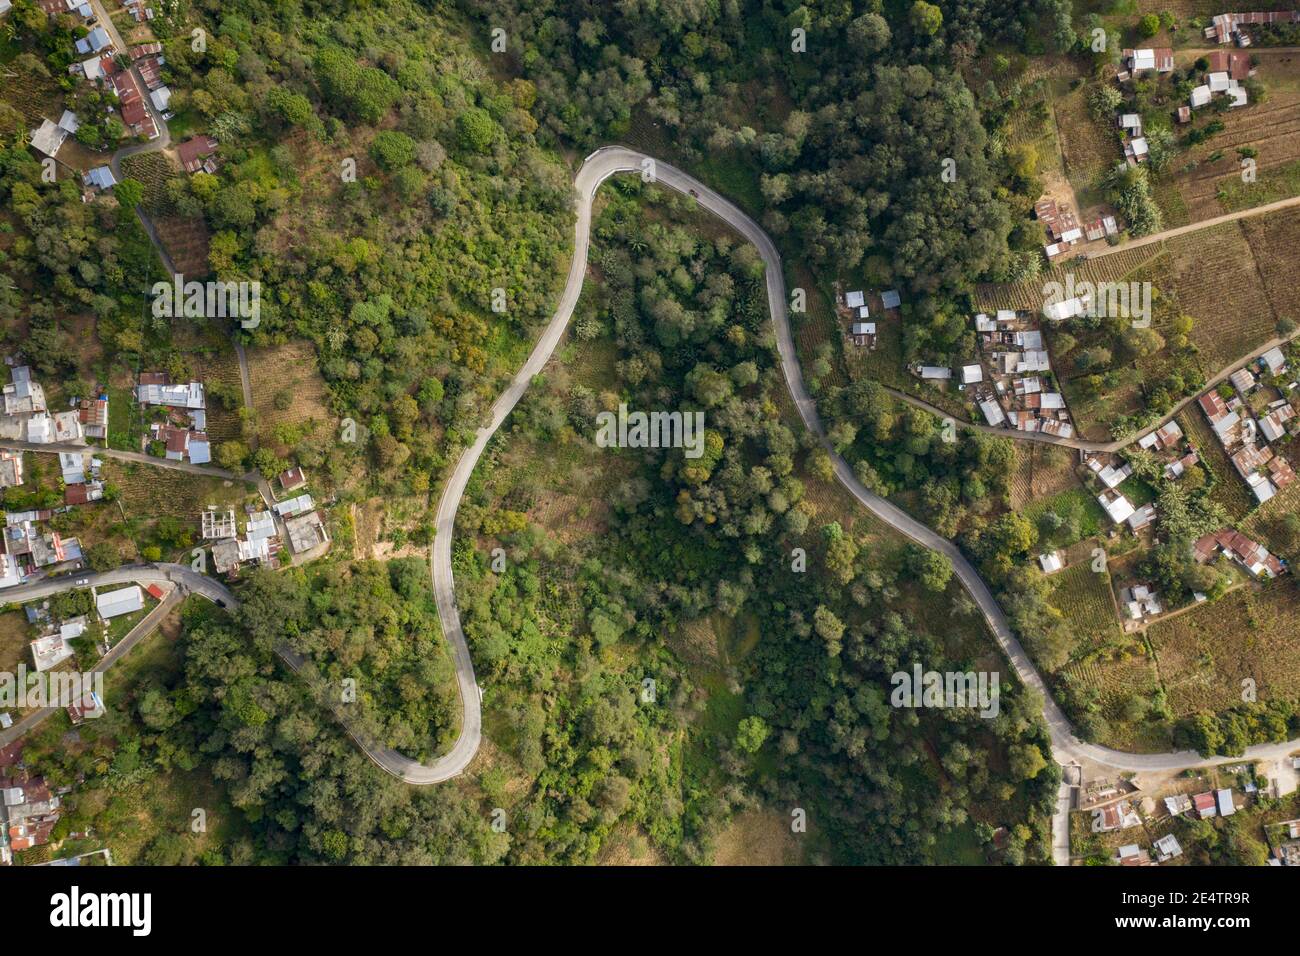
[425,147,1300,775]
[15,139,1300,856]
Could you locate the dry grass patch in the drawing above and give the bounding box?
[0,610,30,676]
[711,809,807,865]
[1055,83,1120,198]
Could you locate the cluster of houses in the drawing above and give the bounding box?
[177,134,221,175]
[1088,450,1156,532]
[1117,111,1150,167]
[1265,814,1300,865]
[0,364,108,461]
[121,0,159,22]
[1036,198,1119,262]
[60,449,104,505]
[1137,419,1200,480]
[1120,45,1175,83]
[23,584,157,674]
[0,515,83,590]
[1116,834,1183,866]
[1187,53,1252,114]
[1120,583,1164,623]
[1165,786,1237,821]
[1090,418,1205,539]
[28,109,84,162]
[1193,527,1286,579]
[29,17,171,160]
[967,310,1076,438]
[1077,778,1186,865]
[839,288,901,348]
[1100,784,1246,865]
[1197,347,1296,506]
[137,372,210,465]
[203,506,280,576]
[26,2,223,195]
[0,769,63,865]
[201,469,328,575]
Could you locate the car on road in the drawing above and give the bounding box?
[76,579,89,585]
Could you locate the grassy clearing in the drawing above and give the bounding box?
[711,809,809,865]
[1023,487,1108,548]
[0,609,30,677]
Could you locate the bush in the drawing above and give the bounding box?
[368,130,416,170]
[456,108,496,153]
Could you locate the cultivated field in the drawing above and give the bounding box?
[973,244,1165,312]
[247,341,335,459]
[1240,206,1300,325]
[154,216,212,277]
[1161,220,1277,372]
[0,64,62,127]
[120,152,177,213]
[1177,410,1255,520]
[789,264,849,392]
[103,459,252,523]
[1009,442,1081,510]
[1049,560,1124,656]
[1147,581,1300,718]
[1171,50,1300,221]
[1062,641,1164,732]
